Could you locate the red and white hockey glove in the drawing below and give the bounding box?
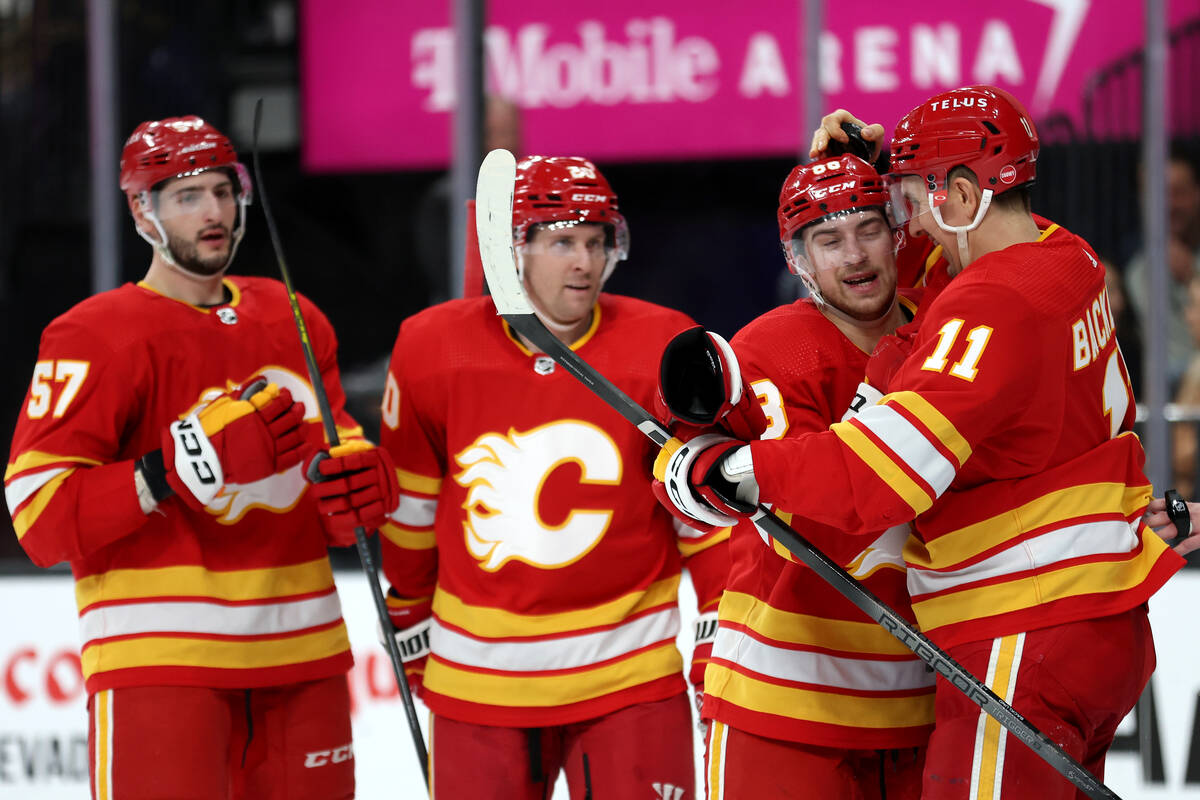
[306,440,400,546]
[656,326,767,441]
[690,609,719,691]
[652,433,758,532]
[380,594,432,691]
[148,378,307,511]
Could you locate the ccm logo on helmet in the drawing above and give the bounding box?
[304,743,354,768]
[571,193,607,203]
[808,181,856,200]
[929,97,989,111]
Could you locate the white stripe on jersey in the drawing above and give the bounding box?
[431,605,680,672]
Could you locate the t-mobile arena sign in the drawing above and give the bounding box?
[300,0,1198,171]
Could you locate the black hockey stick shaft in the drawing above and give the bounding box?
[475,148,1120,800]
[252,100,430,790]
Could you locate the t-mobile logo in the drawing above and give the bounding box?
[652,782,685,800]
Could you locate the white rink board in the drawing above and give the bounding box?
[2,570,1198,798]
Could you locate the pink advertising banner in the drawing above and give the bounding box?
[300,0,1200,171]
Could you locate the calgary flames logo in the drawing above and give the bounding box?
[184,366,322,524]
[846,524,910,579]
[454,420,621,571]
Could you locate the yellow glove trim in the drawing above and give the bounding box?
[652,437,685,483]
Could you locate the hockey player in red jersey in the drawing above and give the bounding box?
[655,86,1185,798]
[675,155,934,799]
[378,155,728,798]
[5,116,397,799]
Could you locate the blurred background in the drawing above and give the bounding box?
[4,0,1200,794]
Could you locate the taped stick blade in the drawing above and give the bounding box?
[475,149,532,316]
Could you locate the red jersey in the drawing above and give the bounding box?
[751,221,1184,649]
[702,291,935,750]
[379,294,729,728]
[6,277,360,693]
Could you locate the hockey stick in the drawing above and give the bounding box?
[252,100,430,790]
[475,148,1121,800]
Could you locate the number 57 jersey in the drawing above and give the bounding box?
[378,294,728,727]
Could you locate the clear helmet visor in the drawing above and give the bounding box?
[882,173,943,227]
[149,163,253,222]
[517,217,629,283]
[783,208,897,276]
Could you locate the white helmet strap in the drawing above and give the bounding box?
[930,187,993,269]
[133,191,249,277]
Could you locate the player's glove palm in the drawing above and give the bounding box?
[306,441,400,546]
[655,326,767,441]
[161,379,306,510]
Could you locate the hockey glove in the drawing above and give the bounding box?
[690,609,719,730]
[651,433,759,532]
[151,378,307,510]
[656,326,767,441]
[306,440,400,546]
[865,319,920,393]
[379,594,432,690]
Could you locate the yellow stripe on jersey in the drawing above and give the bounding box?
[381,522,436,550]
[885,392,971,467]
[396,468,442,496]
[434,576,680,639]
[5,450,101,479]
[423,641,679,707]
[912,530,1171,631]
[12,467,77,539]
[719,591,916,656]
[74,558,337,611]
[705,663,935,728]
[905,482,1150,570]
[833,421,932,517]
[677,525,730,558]
[80,623,350,676]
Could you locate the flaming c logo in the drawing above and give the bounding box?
[454,420,622,571]
[184,366,321,524]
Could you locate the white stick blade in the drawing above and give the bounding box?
[475,149,533,315]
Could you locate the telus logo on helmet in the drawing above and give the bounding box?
[929,97,990,111]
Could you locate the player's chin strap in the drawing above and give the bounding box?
[930,188,992,269]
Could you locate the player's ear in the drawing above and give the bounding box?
[949,174,981,218]
[127,193,161,241]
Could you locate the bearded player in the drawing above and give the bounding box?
[6,116,397,799]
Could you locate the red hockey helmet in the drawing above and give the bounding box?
[512,156,629,280]
[777,154,890,277]
[119,116,252,273]
[887,85,1038,218]
[120,116,251,201]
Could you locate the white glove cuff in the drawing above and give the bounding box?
[841,381,884,421]
[378,616,432,663]
[664,433,741,528]
[693,611,719,646]
[168,413,223,506]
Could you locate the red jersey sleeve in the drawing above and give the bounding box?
[6,316,149,566]
[378,318,442,618]
[750,281,1042,533]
